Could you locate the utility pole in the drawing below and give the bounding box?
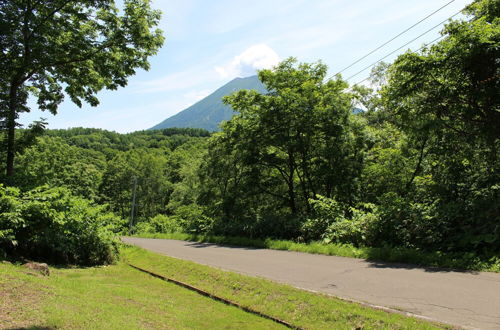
[129,176,138,234]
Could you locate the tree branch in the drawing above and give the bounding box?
[27,0,75,41]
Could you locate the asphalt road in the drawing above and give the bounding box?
[122,237,500,329]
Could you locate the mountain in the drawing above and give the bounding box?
[352,107,364,115]
[150,75,266,132]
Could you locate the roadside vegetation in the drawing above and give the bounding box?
[1,0,498,272]
[137,232,500,272]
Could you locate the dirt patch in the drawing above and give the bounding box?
[0,276,50,329]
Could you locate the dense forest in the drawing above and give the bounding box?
[0,0,498,266]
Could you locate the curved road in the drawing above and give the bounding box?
[122,237,500,329]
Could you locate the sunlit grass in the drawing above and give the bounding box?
[0,245,453,329]
[122,245,446,329]
[0,261,284,329]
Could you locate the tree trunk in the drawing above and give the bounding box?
[5,84,18,180]
[404,135,428,195]
[288,179,297,215]
[287,153,297,215]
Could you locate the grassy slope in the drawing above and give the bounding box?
[0,261,283,329]
[0,246,445,329]
[136,232,500,272]
[123,246,445,329]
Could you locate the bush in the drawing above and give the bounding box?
[323,205,379,246]
[300,196,345,241]
[173,204,214,234]
[0,186,24,255]
[301,195,378,246]
[0,185,123,265]
[135,214,180,234]
[374,192,449,249]
[251,213,302,239]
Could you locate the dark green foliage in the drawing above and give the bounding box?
[0,120,47,183]
[147,127,211,137]
[0,185,22,253]
[199,58,363,239]
[10,128,208,223]
[194,2,499,257]
[0,185,122,265]
[46,127,210,154]
[134,214,180,234]
[1,127,212,263]
[377,0,500,252]
[150,75,267,131]
[300,195,378,246]
[14,136,106,200]
[171,204,214,234]
[100,148,171,219]
[1,0,164,178]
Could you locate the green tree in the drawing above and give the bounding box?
[0,0,164,179]
[201,58,361,237]
[100,149,170,220]
[14,136,106,200]
[381,0,499,251]
[165,139,207,211]
[223,58,357,214]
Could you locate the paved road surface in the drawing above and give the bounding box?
[122,237,500,329]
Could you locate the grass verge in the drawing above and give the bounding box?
[122,245,447,329]
[0,260,285,329]
[135,232,500,272]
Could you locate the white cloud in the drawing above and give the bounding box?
[132,69,208,94]
[215,44,280,78]
[183,89,211,101]
[183,89,211,107]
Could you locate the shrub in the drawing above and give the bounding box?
[375,192,449,249]
[323,204,379,246]
[173,204,214,234]
[0,186,24,256]
[300,196,345,241]
[252,213,302,239]
[0,185,123,265]
[135,214,180,234]
[301,195,378,246]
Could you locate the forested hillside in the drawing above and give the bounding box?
[0,128,210,264]
[0,0,498,269]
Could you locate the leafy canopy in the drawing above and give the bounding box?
[1,0,164,112]
[0,0,164,178]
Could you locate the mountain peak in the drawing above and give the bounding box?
[149,75,266,131]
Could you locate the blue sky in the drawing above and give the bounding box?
[20,0,470,133]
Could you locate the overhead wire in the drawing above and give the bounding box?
[343,9,463,83]
[333,0,456,77]
[350,34,446,88]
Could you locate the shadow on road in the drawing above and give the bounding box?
[185,241,263,251]
[185,241,483,274]
[365,259,480,274]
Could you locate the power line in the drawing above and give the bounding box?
[344,9,463,83]
[351,34,446,88]
[333,0,456,77]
